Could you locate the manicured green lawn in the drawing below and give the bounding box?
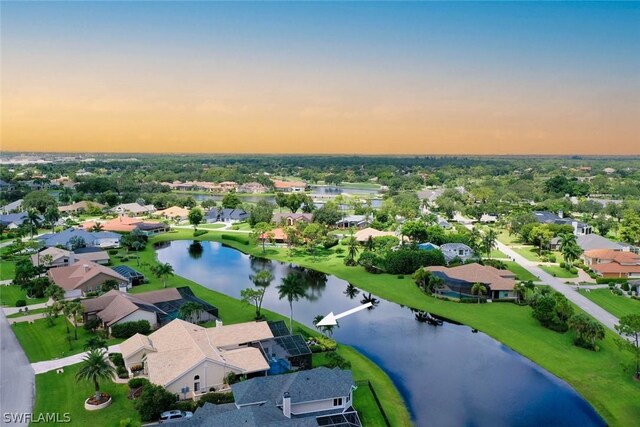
[489,249,508,258]
[503,261,539,282]
[513,246,543,262]
[578,289,640,319]
[12,317,124,362]
[150,229,640,426]
[495,229,521,245]
[540,265,578,278]
[0,284,47,307]
[197,223,225,229]
[0,256,19,280]
[33,364,139,426]
[7,307,47,318]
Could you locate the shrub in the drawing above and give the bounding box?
[225,372,241,385]
[15,300,26,307]
[482,259,507,270]
[309,344,323,353]
[323,351,351,369]
[111,320,151,339]
[128,378,150,389]
[559,262,566,269]
[117,366,129,379]
[196,392,234,407]
[569,268,578,274]
[397,275,404,279]
[193,229,208,237]
[109,352,125,368]
[306,335,337,352]
[547,254,557,263]
[171,400,196,412]
[596,277,628,285]
[130,364,143,372]
[621,282,630,291]
[334,247,345,255]
[84,318,102,332]
[134,383,177,421]
[323,237,339,249]
[108,249,119,255]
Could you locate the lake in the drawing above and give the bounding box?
[156,240,604,427]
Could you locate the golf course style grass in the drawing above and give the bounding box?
[578,289,640,319]
[147,229,640,427]
[540,265,578,278]
[503,261,539,282]
[0,284,48,307]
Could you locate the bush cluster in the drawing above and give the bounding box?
[111,320,151,339]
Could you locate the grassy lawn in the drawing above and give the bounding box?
[7,307,47,318]
[149,229,640,426]
[495,229,521,245]
[503,261,539,282]
[578,289,640,319]
[0,258,17,280]
[0,284,48,307]
[489,249,508,258]
[513,246,543,262]
[540,265,578,278]
[197,223,225,229]
[33,364,139,427]
[12,317,124,362]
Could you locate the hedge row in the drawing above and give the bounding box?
[221,234,249,245]
[111,320,151,338]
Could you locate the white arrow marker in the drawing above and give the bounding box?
[316,302,373,327]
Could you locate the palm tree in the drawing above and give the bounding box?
[90,223,104,232]
[45,284,65,302]
[343,283,360,299]
[75,349,116,400]
[130,241,145,267]
[62,301,73,334]
[25,209,41,239]
[69,301,83,340]
[482,229,498,258]
[151,262,174,288]
[277,273,307,332]
[559,233,583,267]
[313,314,338,337]
[471,282,487,304]
[44,207,60,233]
[344,236,359,266]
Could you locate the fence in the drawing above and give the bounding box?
[355,380,391,427]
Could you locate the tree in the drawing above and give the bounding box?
[90,223,105,232]
[277,273,307,331]
[344,236,359,266]
[302,223,325,257]
[471,282,487,304]
[84,336,108,351]
[69,235,87,250]
[313,314,337,337]
[23,190,57,214]
[615,314,640,379]
[249,200,274,226]
[275,192,288,213]
[44,207,60,232]
[285,193,304,214]
[313,204,342,226]
[25,209,41,239]
[401,220,430,243]
[68,301,83,340]
[75,349,116,400]
[151,262,174,288]
[178,301,203,322]
[45,284,65,302]
[251,269,274,288]
[619,210,640,246]
[343,283,360,299]
[221,191,242,209]
[568,313,605,351]
[241,287,267,319]
[188,207,204,230]
[252,222,272,253]
[481,229,498,259]
[529,225,554,255]
[559,234,583,267]
[134,383,177,422]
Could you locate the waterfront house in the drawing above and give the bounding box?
[336,215,372,229]
[206,208,249,224]
[31,246,109,268]
[48,260,128,298]
[426,263,516,300]
[155,206,190,221]
[38,228,121,249]
[273,180,308,193]
[112,202,156,216]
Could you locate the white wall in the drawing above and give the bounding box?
[166,360,238,398]
[112,309,158,330]
[291,396,347,415]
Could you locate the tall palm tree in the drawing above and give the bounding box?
[344,236,359,266]
[44,207,60,233]
[559,234,583,267]
[482,229,498,259]
[25,209,41,239]
[75,349,116,400]
[151,262,174,288]
[131,241,145,267]
[277,273,307,332]
[471,282,487,304]
[69,301,83,340]
[62,301,73,334]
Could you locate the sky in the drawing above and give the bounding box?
[1,1,639,155]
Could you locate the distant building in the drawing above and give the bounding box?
[273,180,308,193]
[205,208,249,224]
[58,201,106,215]
[272,213,313,226]
[0,199,23,214]
[38,228,121,249]
[112,202,156,216]
[440,243,475,263]
[238,182,268,194]
[533,211,592,236]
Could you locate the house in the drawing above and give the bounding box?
[0,199,23,214]
[479,214,498,223]
[603,167,616,174]
[31,247,109,268]
[418,242,440,251]
[272,213,313,226]
[135,222,169,236]
[582,249,640,279]
[238,182,268,194]
[219,181,239,192]
[336,215,371,229]
[48,260,128,298]
[550,234,630,252]
[38,228,121,249]
[185,367,360,426]
[58,201,106,215]
[81,287,219,332]
[155,206,190,221]
[262,228,287,244]
[112,202,156,216]
[120,319,311,399]
[426,263,516,300]
[0,179,15,192]
[83,217,168,235]
[354,227,398,243]
[273,180,307,193]
[440,243,475,263]
[533,211,593,236]
[437,217,452,229]
[0,212,28,229]
[206,208,249,224]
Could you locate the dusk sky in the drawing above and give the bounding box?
[2,1,639,155]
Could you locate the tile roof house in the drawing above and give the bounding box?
[440,243,476,263]
[427,263,516,300]
[533,211,593,236]
[273,213,313,226]
[31,247,109,268]
[81,287,218,331]
[48,260,128,298]
[185,367,360,426]
[82,217,168,235]
[205,208,249,224]
[58,201,106,215]
[335,215,372,229]
[353,227,398,243]
[273,180,308,193]
[112,202,156,216]
[238,182,268,194]
[583,249,640,279]
[38,228,121,249]
[155,206,190,220]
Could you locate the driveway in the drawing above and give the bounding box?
[495,240,620,331]
[31,344,121,375]
[0,310,34,427]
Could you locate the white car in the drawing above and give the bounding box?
[159,410,193,423]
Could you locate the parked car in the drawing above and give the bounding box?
[159,410,193,423]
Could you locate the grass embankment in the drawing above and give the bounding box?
[489,249,508,258]
[12,317,124,363]
[578,289,640,319]
[513,246,543,262]
[503,261,539,282]
[540,265,579,278]
[152,229,640,426]
[0,284,48,307]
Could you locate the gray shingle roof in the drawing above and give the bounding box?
[187,403,318,427]
[576,234,626,251]
[38,228,121,247]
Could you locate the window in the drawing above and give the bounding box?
[346,395,350,403]
[333,398,343,407]
[194,375,200,392]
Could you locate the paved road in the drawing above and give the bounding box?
[31,344,121,375]
[495,240,620,331]
[0,310,34,427]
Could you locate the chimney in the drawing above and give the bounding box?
[557,210,564,219]
[282,392,291,418]
[83,264,89,273]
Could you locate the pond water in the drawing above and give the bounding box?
[309,185,381,196]
[156,240,604,427]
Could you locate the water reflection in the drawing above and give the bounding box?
[155,240,605,427]
[188,242,204,259]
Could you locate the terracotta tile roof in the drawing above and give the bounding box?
[262,228,287,241]
[426,263,515,291]
[591,263,640,274]
[273,179,307,189]
[354,227,398,242]
[155,206,190,218]
[584,249,640,264]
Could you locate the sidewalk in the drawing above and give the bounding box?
[3,300,51,316]
[31,344,122,375]
[7,312,46,324]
